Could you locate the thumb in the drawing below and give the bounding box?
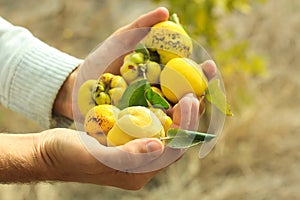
[103,138,164,172]
[121,138,164,155]
[114,7,169,34]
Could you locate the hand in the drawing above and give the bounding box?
[75,7,169,84]
[47,7,182,190]
[36,128,166,190]
[170,60,217,130]
[54,7,169,120]
[49,8,216,190]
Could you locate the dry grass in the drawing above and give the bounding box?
[0,0,299,199]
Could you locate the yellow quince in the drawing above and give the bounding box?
[107,106,165,146]
[84,104,120,144]
[160,57,208,103]
[143,14,193,64]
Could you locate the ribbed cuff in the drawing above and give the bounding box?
[8,38,82,128]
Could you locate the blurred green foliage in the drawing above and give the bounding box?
[152,0,267,108]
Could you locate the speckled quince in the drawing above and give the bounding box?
[143,14,193,65]
[106,106,165,146]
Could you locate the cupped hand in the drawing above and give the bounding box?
[38,128,165,190]
[72,7,170,122]
[50,8,217,190]
[48,66,217,191]
[76,7,169,82]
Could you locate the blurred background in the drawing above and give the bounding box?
[0,0,299,199]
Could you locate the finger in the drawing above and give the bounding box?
[174,96,192,130]
[170,103,180,128]
[110,7,169,52]
[130,7,169,28]
[76,7,169,82]
[200,60,217,81]
[199,96,206,117]
[186,94,200,130]
[120,138,163,155]
[102,138,164,172]
[115,7,169,34]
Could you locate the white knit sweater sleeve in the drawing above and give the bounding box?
[0,17,83,128]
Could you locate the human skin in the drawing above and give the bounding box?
[0,7,217,190]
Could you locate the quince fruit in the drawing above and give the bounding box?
[149,107,172,132]
[143,14,193,64]
[77,79,98,116]
[84,104,120,144]
[77,73,127,117]
[107,106,165,146]
[160,57,208,103]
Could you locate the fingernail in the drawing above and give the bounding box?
[206,59,216,65]
[202,60,217,80]
[146,140,163,153]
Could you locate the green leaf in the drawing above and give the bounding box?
[145,88,170,109]
[136,42,160,62]
[205,79,233,116]
[117,79,150,109]
[169,13,180,25]
[161,128,216,149]
[135,43,150,60]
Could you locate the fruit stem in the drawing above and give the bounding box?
[159,136,174,140]
[139,64,147,79]
[170,13,180,25]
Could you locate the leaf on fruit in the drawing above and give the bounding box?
[117,79,150,109]
[205,79,233,116]
[162,128,216,149]
[135,43,150,60]
[136,42,160,62]
[169,13,181,25]
[145,88,170,109]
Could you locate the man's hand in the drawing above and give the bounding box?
[44,7,218,190]
[35,128,165,190]
[53,7,169,120]
[0,58,217,191]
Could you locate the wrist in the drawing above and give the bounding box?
[0,133,49,183]
[53,66,80,120]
